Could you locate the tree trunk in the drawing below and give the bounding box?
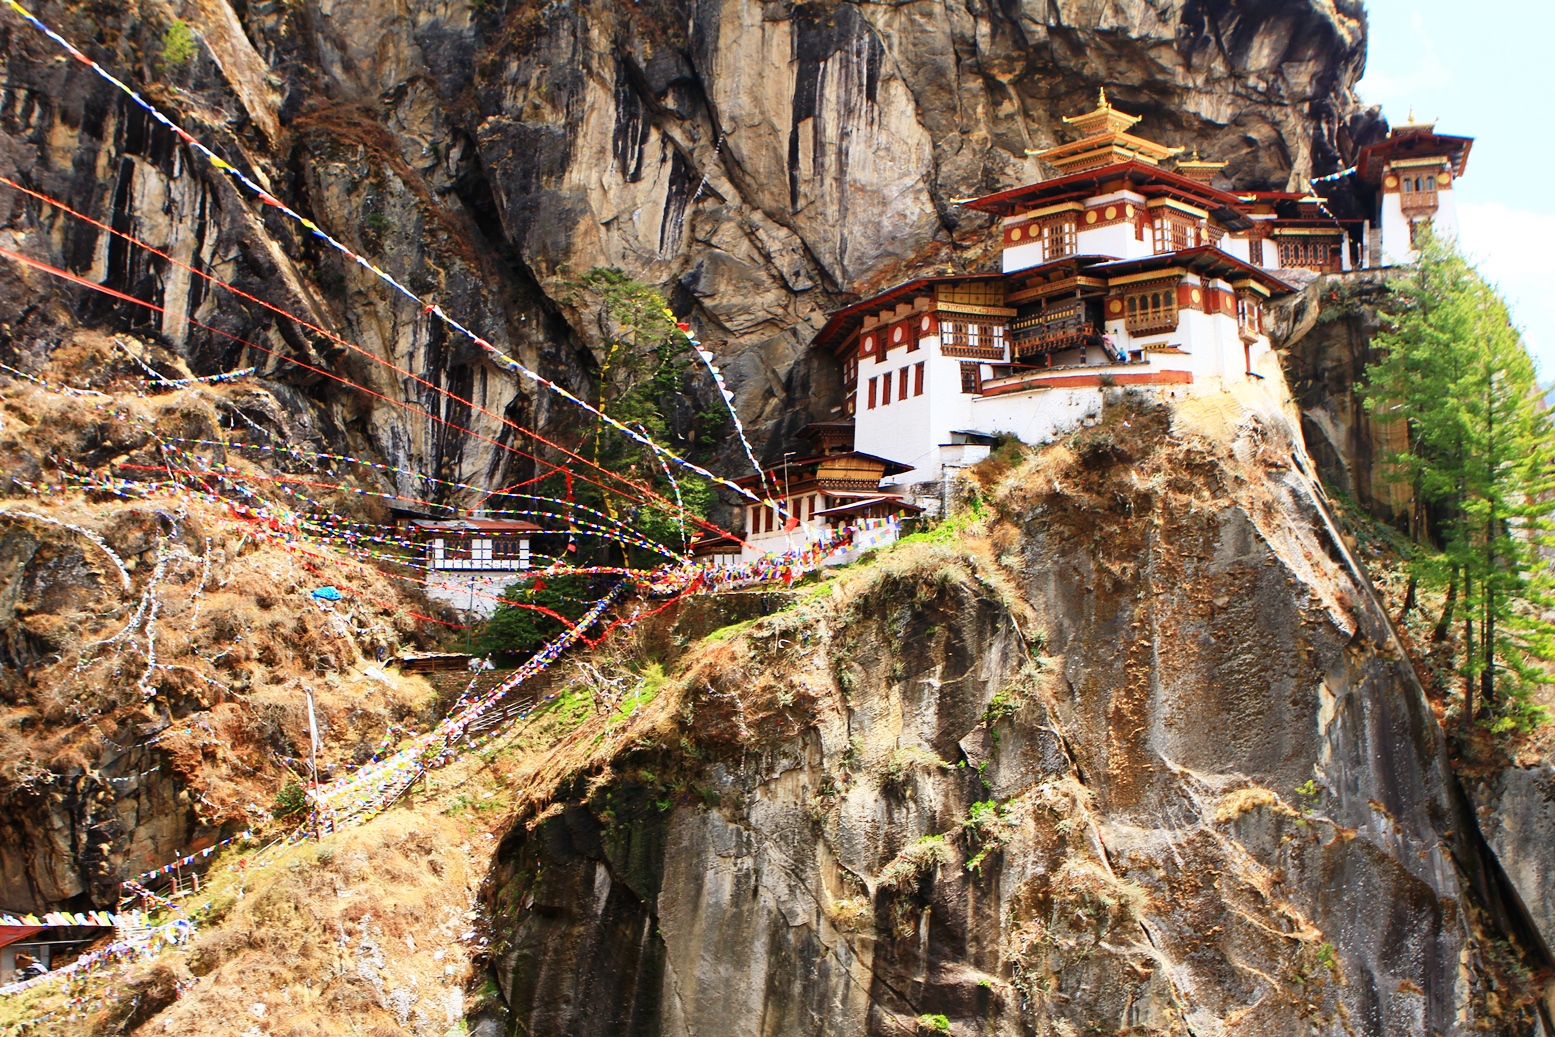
[1433,567,1457,642]
[1481,595,1496,711]
[1398,574,1417,623]
[1463,575,1475,723]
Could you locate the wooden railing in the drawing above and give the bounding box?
[1011,313,1098,356]
[1125,313,1178,335]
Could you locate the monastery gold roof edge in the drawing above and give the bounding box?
[1145,197,1210,219]
[1032,132,1182,161]
[1104,267,1188,288]
[1009,201,1086,221]
[1060,88,1141,134]
[959,160,1248,215]
[1387,155,1453,171]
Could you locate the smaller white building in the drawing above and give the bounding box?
[409,517,539,616]
[1355,116,1473,265]
[692,424,921,565]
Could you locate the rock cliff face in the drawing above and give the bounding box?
[479,396,1546,1037]
[1470,768,1555,967]
[0,0,1376,485]
[1271,270,1410,523]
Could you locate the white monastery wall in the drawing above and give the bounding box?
[424,572,522,617]
[1074,221,1140,260]
[1002,240,1046,273]
[1219,235,1253,264]
[969,387,1104,445]
[1379,193,1414,265]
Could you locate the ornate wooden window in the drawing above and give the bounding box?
[882,370,893,405]
[1123,283,1178,334]
[1399,173,1439,213]
[1040,216,1077,261]
[1235,291,1263,341]
[898,367,909,400]
[1409,218,1433,248]
[1248,237,1264,266]
[912,312,936,349]
[959,362,982,395]
[940,320,1007,360]
[867,377,877,409]
[1010,302,1096,357]
[913,362,925,397]
[1276,239,1342,270]
[1151,213,1196,254]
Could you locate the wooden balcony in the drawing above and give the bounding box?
[1125,313,1178,335]
[1011,315,1100,357]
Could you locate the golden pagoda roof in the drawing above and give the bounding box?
[1029,88,1182,174]
[1061,88,1141,136]
[1394,107,1437,134]
[1174,148,1227,184]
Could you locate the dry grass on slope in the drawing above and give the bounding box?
[0,488,443,826]
[0,335,458,876]
[0,681,622,1037]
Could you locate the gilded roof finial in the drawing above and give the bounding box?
[1098,86,1110,109]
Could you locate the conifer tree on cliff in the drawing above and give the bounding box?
[1363,232,1555,732]
[479,270,718,659]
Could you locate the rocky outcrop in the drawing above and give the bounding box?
[480,395,1546,1036]
[1271,270,1409,521]
[0,0,1378,491]
[1470,767,1555,962]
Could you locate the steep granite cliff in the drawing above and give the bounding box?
[477,393,1547,1037]
[0,0,1386,923]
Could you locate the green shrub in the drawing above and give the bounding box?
[916,1014,950,1033]
[878,835,954,892]
[272,780,308,819]
[885,746,949,786]
[476,574,597,660]
[161,20,197,66]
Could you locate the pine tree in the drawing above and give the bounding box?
[509,268,717,567]
[1362,232,1555,732]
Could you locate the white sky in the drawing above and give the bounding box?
[1358,1,1555,372]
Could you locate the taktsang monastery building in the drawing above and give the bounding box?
[707,93,1473,562]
